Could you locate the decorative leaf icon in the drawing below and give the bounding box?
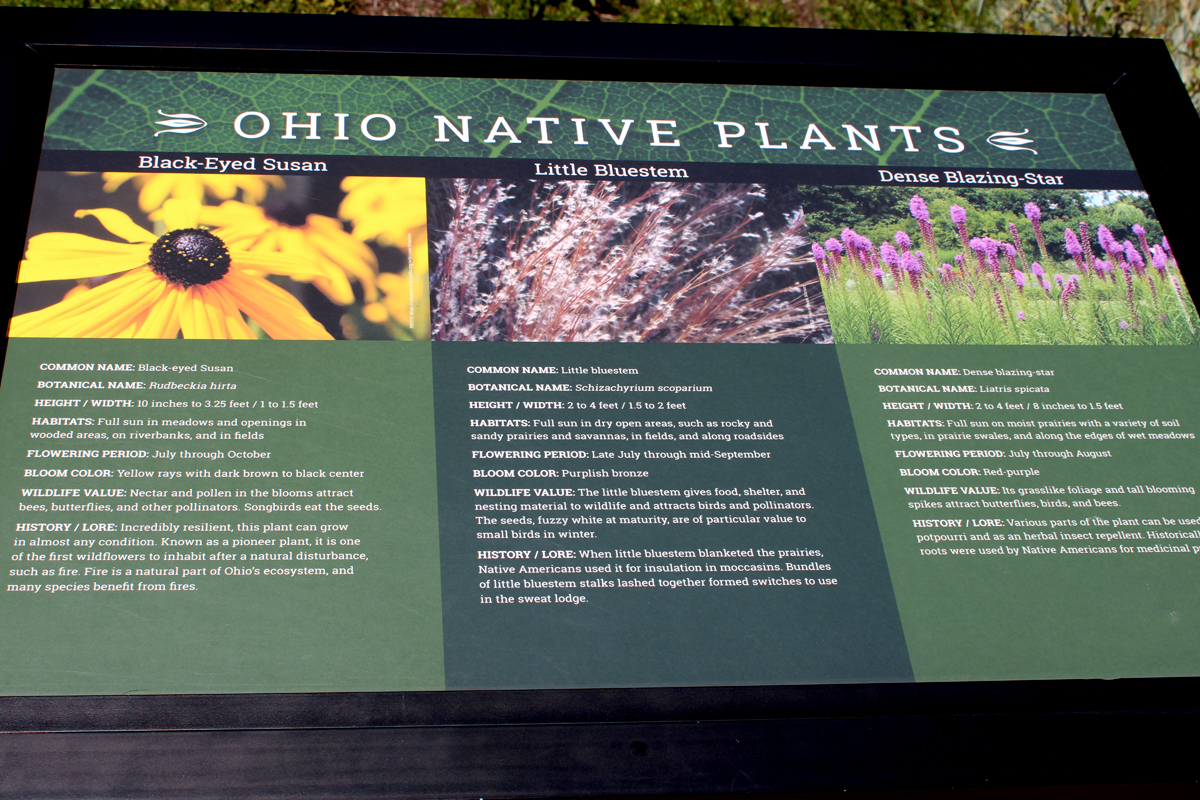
[986,129,1038,154]
[154,110,207,136]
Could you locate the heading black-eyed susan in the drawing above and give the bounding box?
[12,199,333,339]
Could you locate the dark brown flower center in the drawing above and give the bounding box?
[148,229,231,287]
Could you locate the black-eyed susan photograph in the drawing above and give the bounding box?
[429,179,829,343]
[12,171,430,340]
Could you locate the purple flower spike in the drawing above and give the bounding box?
[1079,221,1095,272]
[1133,226,1153,268]
[1064,228,1087,275]
[1163,236,1172,253]
[1063,278,1081,309]
[824,238,843,254]
[969,237,986,253]
[1119,320,1129,330]
[840,228,862,267]
[1001,243,1017,275]
[872,266,885,287]
[1013,269,1026,288]
[1098,225,1118,254]
[1064,229,1082,256]
[894,230,912,250]
[1009,222,1028,268]
[951,206,970,253]
[1042,278,1053,293]
[1031,262,1045,279]
[909,195,930,222]
[880,243,900,268]
[1054,274,1065,286]
[1124,241,1144,269]
[1152,245,1168,272]
[900,251,923,290]
[1017,311,1026,322]
[1026,204,1049,260]
[812,243,825,260]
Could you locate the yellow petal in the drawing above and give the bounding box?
[199,286,230,339]
[222,271,332,340]
[137,176,179,213]
[13,270,167,338]
[155,197,202,231]
[100,172,138,194]
[179,287,215,339]
[230,249,325,280]
[204,177,242,202]
[11,268,160,335]
[207,283,256,339]
[362,301,389,324]
[134,284,184,339]
[74,208,157,244]
[18,250,147,282]
[198,200,267,229]
[239,176,285,204]
[311,274,355,306]
[59,279,169,338]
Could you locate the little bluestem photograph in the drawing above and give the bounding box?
[429,179,830,343]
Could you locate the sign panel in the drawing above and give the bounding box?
[3,67,1197,694]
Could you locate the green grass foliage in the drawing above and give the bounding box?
[808,187,1200,345]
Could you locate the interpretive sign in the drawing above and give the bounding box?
[3,65,1198,695]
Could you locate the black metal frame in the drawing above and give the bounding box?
[0,9,1198,796]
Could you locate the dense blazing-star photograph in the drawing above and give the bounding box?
[12,172,429,340]
[803,186,1200,345]
[429,179,830,343]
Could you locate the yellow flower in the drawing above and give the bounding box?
[12,200,332,340]
[100,172,284,212]
[198,200,375,305]
[361,241,431,339]
[338,177,428,263]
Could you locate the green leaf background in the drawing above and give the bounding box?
[44,68,1134,170]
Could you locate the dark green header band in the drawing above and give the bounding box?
[45,69,1134,171]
